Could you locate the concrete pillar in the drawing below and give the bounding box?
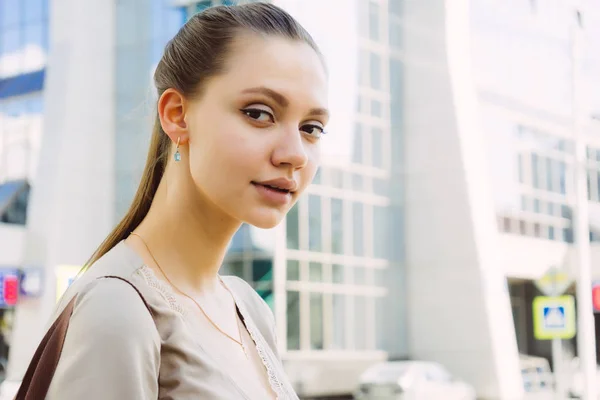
[403,1,523,398]
[6,0,116,380]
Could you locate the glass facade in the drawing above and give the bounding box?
[0,0,49,184]
[474,2,600,243]
[279,0,405,356]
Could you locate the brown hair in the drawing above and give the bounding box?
[85,2,322,269]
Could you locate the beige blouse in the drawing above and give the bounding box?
[45,241,299,399]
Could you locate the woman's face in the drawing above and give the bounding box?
[182,35,329,229]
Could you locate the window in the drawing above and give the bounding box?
[370,53,382,90]
[545,158,552,190]
[374,206,388,258]
[286,203,299,249]
[332,198,344,254]
[309,262,322,282]
[2,27,20,54]
[371,100,382,117]
[559,161,566,194]
[1,1,20,28]
[353,203,365,256]
[563,228,573,243]
[287,260,300,281]
[521,196,528,212]
[332,264,344,283]
[353,174,364,191]
[389,18,402,49]
[359,49,368,86]
[287,291,300,350]
[368,1,380,41]
[252,259,272,283]
[548,226,555,240]
[0,0,49,76]
[531,154,539,188]
[358,2,369,39]
[353,123,363,164]
[375,296,386,350]
[374,177,389,196]
[389,0,403,17]
[331,169,344,189]
[354,267,366,285]
[24,0,45,23]
[310,293,324,350]
[533,199,541,213]
[374,269,386,286]
[332,294,346,349]
[372,127,383,168]
[519,221,527,235]
[309,195,322,251]
[354,295,367,350]
[518,154,524,183]
[0,181,29,225]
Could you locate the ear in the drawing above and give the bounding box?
[157,88,189,145]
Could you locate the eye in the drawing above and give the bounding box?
[241,108,274,123]
[300,123,325,138]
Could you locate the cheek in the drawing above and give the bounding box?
[190,118,265,181]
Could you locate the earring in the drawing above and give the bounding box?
[174,137,181,162]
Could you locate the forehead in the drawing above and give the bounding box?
[209,35,328,109]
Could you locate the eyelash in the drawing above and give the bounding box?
[241,108,326,138]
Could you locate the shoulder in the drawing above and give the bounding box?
[47,278,160,399]
[71,277,158,343]
[55,242,145,313]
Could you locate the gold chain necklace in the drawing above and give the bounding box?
[129,232,248,358]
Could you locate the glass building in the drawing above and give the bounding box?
[0,0,48,184]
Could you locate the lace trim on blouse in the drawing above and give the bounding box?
[136,266,296,399]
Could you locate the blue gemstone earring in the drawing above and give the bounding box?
[174,137,181,162]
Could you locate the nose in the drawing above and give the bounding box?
[271,127,309,170]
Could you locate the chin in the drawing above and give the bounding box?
[244,208,286,229]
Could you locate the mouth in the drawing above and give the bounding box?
[251,182,293,194]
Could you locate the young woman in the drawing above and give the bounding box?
[44,3,328,399]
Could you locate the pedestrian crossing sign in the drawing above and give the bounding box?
[533,295,576,340]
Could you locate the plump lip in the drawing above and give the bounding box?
[252,178,297,193]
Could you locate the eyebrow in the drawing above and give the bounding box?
[241,86,330,119]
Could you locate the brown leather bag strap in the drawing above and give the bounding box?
[14,296,76,400]
[14,276,152,400]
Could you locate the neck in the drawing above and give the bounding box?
[129,173,241,294]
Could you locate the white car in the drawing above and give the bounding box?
[353,361,476,400]
[519,354,554,394]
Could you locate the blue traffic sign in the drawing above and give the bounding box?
[533,295,576,340]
